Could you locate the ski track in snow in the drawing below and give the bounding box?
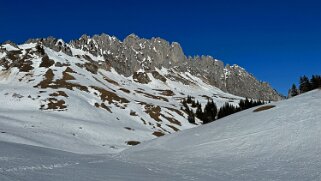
[0,162,79,173]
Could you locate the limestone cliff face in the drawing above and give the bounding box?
[25,33,282,101]
[224,65,281,100]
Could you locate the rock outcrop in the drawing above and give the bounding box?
[23,33,281,101]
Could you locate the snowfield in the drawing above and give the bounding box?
[0,90,320,180]
[0,43,242,154]
[0,40,318,180]
[120,90,321,180]
[0,141,179,181]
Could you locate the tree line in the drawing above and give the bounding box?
[289,75,321,97]
[181,96,265,124]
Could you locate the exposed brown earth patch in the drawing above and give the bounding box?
[39,56,55,68]
[84,62,98,74]
[12,57,33,72]
[144,104,162,122]
[166,124,180,132]
[91,86,129,105]
[153,131,165,137]
[4,50,34,72]
[64,67,77,73]
[18,61,33,72]
[102,76,119,86]
[94,102,112,113]
[165,107,184,117]
[38,69,54,86]
[119,88,130,93]
[253,105,276,112]
[6,50,22,61]
[153,89,175,96]
[100,103,112,113]
[126,141,141,146]
[135,90,168,102]
[133,72,151,84]
[35,69,88,92]
[62,70,76,81]
[161,114,181,126]
[49,91,68,97]
[41,98,67,111]
[55,62,70,67]
[151,71,166,82]
[155,123,171,133]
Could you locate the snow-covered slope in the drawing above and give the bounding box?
[0,90,320,181]
[0,141,179,181]
[120,90,321,180]
[0,42,242,154]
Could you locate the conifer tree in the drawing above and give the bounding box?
[191,100,197,108]
[218,103,237,119]
[289,84,299,97]
[244,98,250,109]
[311,75,321,89]
[187,110,195,124]
[299,75,312,93]
[195,104,203,121]
[239,99,245,110]
[203,99,217,124]
[186,95,192,104]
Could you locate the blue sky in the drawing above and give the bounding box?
[1,0,320,95]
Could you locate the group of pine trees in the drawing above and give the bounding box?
[289,75,321,97]
[181,96,197,124]
[181,96,265,124]
[217,103,238,119]
[197,99,217,124]
[217,98,265,119]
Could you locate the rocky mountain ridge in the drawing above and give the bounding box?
[23,33,282,101]
[0,33,281,153]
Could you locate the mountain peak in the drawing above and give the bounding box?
[0,33,282,101]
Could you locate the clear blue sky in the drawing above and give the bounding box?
[1,0,320,95]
